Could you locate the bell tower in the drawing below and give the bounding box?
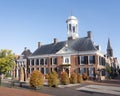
[66,15,79,40]
[107,38,113,57]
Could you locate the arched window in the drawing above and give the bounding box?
[65,58,69,64]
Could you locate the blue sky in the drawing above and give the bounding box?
[0,0,120,61]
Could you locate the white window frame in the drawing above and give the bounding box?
[80,56,85,65]
[80,68,84,75]
[89,68,94,77]
[89,55,95,65]
[63,56,70,64]
[52,57,57,65]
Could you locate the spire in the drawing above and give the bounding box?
[107,38,112,49]
[107,38,113,57]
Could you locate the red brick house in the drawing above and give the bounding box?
[28,15,107,80]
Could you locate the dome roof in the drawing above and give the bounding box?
[67,16,77,20]
[66,16,78,22]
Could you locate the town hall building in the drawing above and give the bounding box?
[14,15,119,81]
[28,15,108,80]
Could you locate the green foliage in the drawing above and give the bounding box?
[70,72,77,84]
[6,72,11,77]
[106,63,112,73]
[82,73,88,80]
[61,71,70,85]
[77,74,83,83]
[48,71,59,87]
[0,49,15,74]
[30,70,44,88]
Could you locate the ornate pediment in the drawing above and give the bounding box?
[56,46,75,54]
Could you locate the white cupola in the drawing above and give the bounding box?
[66,15,79,40]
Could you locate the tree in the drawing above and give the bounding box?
[0,49,15,74]
[106,63,112,74]
[106,63,112,79]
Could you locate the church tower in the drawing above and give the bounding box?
[66,15,79,40]
[107,38,113,57]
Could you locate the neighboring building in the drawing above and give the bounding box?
[28,15,107,80]
[106,38,119,76]
[15,47,32,81]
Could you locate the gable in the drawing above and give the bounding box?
[56,46,76,54]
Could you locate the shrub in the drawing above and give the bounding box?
[61,71,70,85]
[45,74,49,79]
[48,71,59,87]
[6,73,11,77]
[70,72,77,84]
[29,70,44,88]
[77,74,83,83]
[82,73,88,80]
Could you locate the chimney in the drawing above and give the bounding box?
[87,31,92,39]
[38,42,42,48]
[54,38,58,44]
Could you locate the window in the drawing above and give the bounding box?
[78,56,80,64]
[37,68,39,70]
[73,26,75,32]
[89,68,94,77]
[89,56,95,64]
[99,56,105,66]
[40,59,44,65]
[36,59,39,65]
[52,58,57,65]
[63,56,70,64]
[81,56,84,64]
[46,68,49,74]
[69,24,72,31]
[31,68,34,72]
[65,58,69,63]
[45,58,48,65]
[41,68,44,74]
[80,68,84,75]
[31,59,34,66]
[54,67,57,72]
[101,69,106,76]
[80,56,88,64]
[84,56,88,64]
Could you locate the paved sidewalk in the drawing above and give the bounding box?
[82,75,120,87]
[76,85,120,96]
[0,86,51,96]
